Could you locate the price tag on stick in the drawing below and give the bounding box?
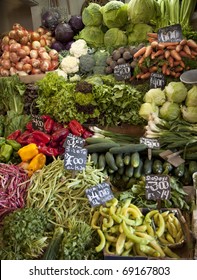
[64,133,85,149]
[145,174,171,201]
[158,24,183,43]
[150,73,166,89]
[114,63,131,81]
[85,182,114,207]
[64,147,87,171]
[31,114,45,131]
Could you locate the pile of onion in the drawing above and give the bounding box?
[0,23,59,77]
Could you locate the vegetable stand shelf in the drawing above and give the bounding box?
[19,73,46,84]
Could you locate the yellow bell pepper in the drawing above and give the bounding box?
[18,143,39,162]
[27,153,46,176]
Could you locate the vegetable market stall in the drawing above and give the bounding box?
[0,0,197,260]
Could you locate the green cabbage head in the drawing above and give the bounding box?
[127,0,161,25]
[82,3,103,26]
[104,28,128,48]
[101,1,128,29]
[181,106,197,123]
[75,26,104,48]
[185,85,197,107]
[165,81,188,103]
[159,101,180,121]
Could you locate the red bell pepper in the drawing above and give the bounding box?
[51,127,70,142]
[16,131,32,145]
[68,120,84,136]
[52,122,64,133]
[82,129,94,139]
[26,121,34,132]
[32,130,51,144]
[38,145,59,157]
[44,118,55,134]
[7,129,21,140]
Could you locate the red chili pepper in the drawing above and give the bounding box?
[26,121,34,132]
[51,127,70,142]
[48,140,59,148]
[38,145,59,157]
[7,130,21,140]
[82,129,94,139]
[32,130,51,144]
[68,120,84,136]
[16,131,32,145]
[44,118,55,134]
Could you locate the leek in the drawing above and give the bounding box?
[180,0,197,30]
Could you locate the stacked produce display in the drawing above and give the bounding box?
[0,0,197,260]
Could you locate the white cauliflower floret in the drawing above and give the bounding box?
[69,74,81,82]
[69,39,88,58]
[55,69,68,80]
[60,55,80,74]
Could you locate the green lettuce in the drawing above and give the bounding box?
[82,3,103,26]
[104,28,128,48]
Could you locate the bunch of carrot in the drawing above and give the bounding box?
[133,32,197,79]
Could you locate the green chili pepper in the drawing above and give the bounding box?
[0,143,13,162]
[6,139,21,151]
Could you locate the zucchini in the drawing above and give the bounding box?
[130,152,140,168]
[143,158,153,175]
[109,143,147,154]
[42,227,64,260]
[98,154,106,170]
[162,162,173,175]
[134,159,143,178]
[91,152,99,166]
[123,154,131,165]
[125,165,134,178]
[152,159,163,174]
[188,161,197,175]
[105,152,118,171]
[86,142,120,153]
[115,153,124,168]
[174,163,185,177]
[85,137,115,144]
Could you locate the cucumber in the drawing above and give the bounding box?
[134,159,143,178]
[107,167,116,174]
[127,177,137,188]
[98,154,106,170]
[115,154,124,168]
[90,152,99,166]
[130,152,140,168]
[152,159,163,174]
[125,165,134,178]
[143,158,153,175]
[122,174,130,182]
[85,137,115,144]
[109,143,147,154]
[86,142,120,153]
[123,154,131,165]
[42,227,64,260]
[188,161,197,175]
[105,152,118,171]
[118,166,125,175]
[174,163,185,177]
[162,162,173,174]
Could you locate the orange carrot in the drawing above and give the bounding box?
[144,46,152,58]
[138,55,145,65]
[187,39,197,49]
[166,45,176,50]
[170,71,177,77]
[158,42,179,48]
[170,50,181,61]
[179,50,190,57]
[166,68,171,75]
[140,72,151,79]
[173,61,180,66]
[168,56,174,67]
[151,52,156,59]
[174,72,181,78]
[180,39,187,46]
[162,63,167,75]
[175,66,183,72]
[149,66,158,73]
[175,44,183,52]
[154,49,164,57]
[133,47,146,58]
[179,60,185,68]
[147,32,158,38]
[191,50,197,56]
[151,41,158,49]
[164,50,171,59]
[148,37,156,43]
[183,45,191,55]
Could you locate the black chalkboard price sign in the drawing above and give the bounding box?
[158,24,183,43]
[114,63,131,81]
[64,133,85,149]
[145,174,171,200]
[31,114,45,131]
[85,181,114,207]
[150,73,166,89]
[64,147,87,171]
[140,137,160,149]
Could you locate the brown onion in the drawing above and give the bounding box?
[10,42,21,52]
[0,68,10,76]
[23,63,32,73]
[31,68,42,74]
[29,49,38,59]
[40,37,46,47]
[20,36,29,45]
[2,35,9,45]
[15,61,24,71]
[9,52,20,63]
[39,51,51,60]
[31,40,41,50]
[37,27,45,35]
[1,59,11,70]
[21,55,31,64]
[9,30,19,40]
[30,31,40,42]
[21,45,31,55]
[17,48,27,59]
[30,58,40,68]
[17,71,28,76]
[12,23,22,30]
[49,49,59,60]
[40,60,51,72]
[50,60,59,70]
[2,45,10,51]
[16,29,25,39]
[9,66,17,75]
[8,39,17,45]
[2,51,10,60]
